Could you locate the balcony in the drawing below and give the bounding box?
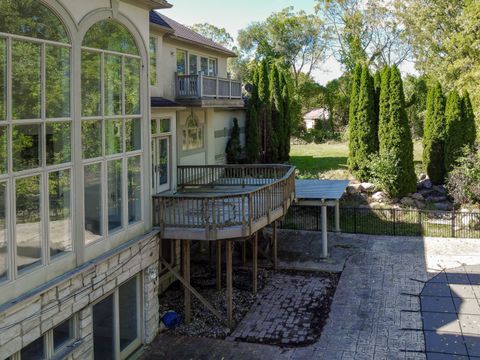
[152,164,296,241]
[174,73,244,108]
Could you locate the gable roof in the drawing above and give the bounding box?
[150,11,236,57]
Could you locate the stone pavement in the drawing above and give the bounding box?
[420,265,480,358]
[144,232,480,360]
[229,272,336,346]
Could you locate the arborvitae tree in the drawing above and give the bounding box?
[373,70,381,151]
[352,65,377,180]
[348,64,362,172]
[445,90,467,172]
[378,66,391,155]
[423,82,446,184]
[386,65,416,197]
[269,63,283,163]
[461,91,476,148]
[226,118,242,164]
[258,59,270,103]
[281,74,292,161]
[246,104,260,163]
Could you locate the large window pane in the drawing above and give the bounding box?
[12,40,41,120]
[16,175,42,273]
[125,57,140,115]
[107,159,122,233]
[0,126,7,174]
[189,54,197,75]
[0,182,7,282]
[46,122,71,165]
[81,51,101,117]
[105,119,123,155]
[128,156,141,224]
[105,55,122,116]
[53,317,74,351]
[49,170,72,258]
[84,163,102,244]
[119,277,138,351]
[46,45,71,118]
[12,124,41,172]
[83,20,138,56]
[177,51,186,75]
[0,38,5,121]
[82,120,102,159]
[21,336,45,359]
[93,294,114,360]
[125,119,141,152]
[201,57,208,75]
[149,37,157,86]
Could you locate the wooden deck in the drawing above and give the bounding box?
[153,165,296,241]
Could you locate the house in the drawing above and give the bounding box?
[303,108,330,130]
[0,1,294,359]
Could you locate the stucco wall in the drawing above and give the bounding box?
[213,110,246,164]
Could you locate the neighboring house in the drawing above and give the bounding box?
[304,108,330,130]
[0,1,294,359]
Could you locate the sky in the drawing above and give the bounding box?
[161,0,344,85]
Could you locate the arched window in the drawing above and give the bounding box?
[81,20,142,245]
[0,0,72,282]
[182,112,203,151]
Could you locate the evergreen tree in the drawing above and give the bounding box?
[281,73,292,161]
[445,90,467,172]
[348,64,362,172]
[378,66,391,155]
[373,70,381,151]
[226,118,242,164]
[423,82,446,184]
[246,103,260,163]
[386,65,416,197]
[268,63,283,162]
[352,65,377,180]
[461,91,476,148]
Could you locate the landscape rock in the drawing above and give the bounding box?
[415,200,426,209]
[432,185,446,194]
[426,195,448,203]
[410,193,424,201]
[417,178,432,190]
[419,173,427,180]
[372,191,387,203]
[434,202,453,211]
[360,182,376,192]
[369,202,382,208]
[347,184,361,195]
[418,189,434,197]
[400,197,416,207]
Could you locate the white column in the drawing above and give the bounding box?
[321,204,328,258]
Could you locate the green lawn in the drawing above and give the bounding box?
[289,140,424,180]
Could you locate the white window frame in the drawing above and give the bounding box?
[0,26,74,284]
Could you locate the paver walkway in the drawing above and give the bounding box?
[420,265,480,358]
[145,232,480,360]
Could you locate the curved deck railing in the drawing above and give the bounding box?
[153,165,296,241]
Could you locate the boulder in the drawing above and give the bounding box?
[417,178,432,189]
[432,185,446,194]
[415,200,426,209]
[418,188,434,197]
[372,191,387,202]
[400,197,416,207]
[419,173,428,180]
[347,184,361,195]
[410,193,424,201]
[434,202,453,211]
[369,202,382,208]
[360,182,376,192]
[426,195,448,203]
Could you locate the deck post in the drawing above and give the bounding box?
[321,205,328,258]
[182,240,191,323]
[216,240,222,291]
[335,200,341,233]
[253,233,258,295]
[226,239,233,328]
[272,221,278,270]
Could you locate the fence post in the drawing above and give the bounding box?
[392,209,396,236]
[418,210,422,236]
[451,209,456,238]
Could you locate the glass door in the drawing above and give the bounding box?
[151,118,171,194]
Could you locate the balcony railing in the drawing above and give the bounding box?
[175,73,242,100]
[152,165,296,241]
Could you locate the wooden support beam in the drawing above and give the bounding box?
[182,240,191,323]
[216,240,222,291]
[159,257,226,326]
[321,205,328,258]
[272,221,278,270]
[252,232,258,295]
[242,240,246,265]
[226,239,233,328]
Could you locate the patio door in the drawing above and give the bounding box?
[152,136,170,194]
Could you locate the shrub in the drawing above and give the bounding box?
[444,90,465,172]
[446,147,480,205]
[226,118,242,164]
[369,149,401,198]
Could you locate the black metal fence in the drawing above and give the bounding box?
[278,205,480,238]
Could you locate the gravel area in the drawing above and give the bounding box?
[158,265,272,338]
